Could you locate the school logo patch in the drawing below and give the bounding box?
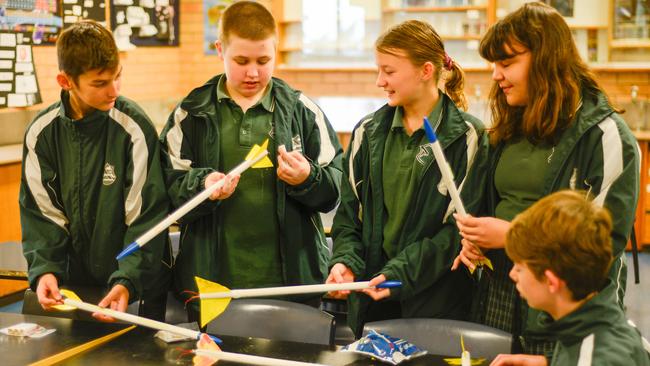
[103,163,116,186]
[291,135,303,153]
[415,145,430,165]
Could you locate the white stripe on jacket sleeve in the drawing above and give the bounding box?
[577,333,595,366]
[348,117,372,201]
[593,117,624,207]
[24,107,69,231]
[166,107,192,171]
[298,94,336,166]
[109,108,148,226]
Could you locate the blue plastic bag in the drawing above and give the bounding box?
[341,329,427,364]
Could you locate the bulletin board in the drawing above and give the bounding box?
[110,0,179,51]
[61,0,108,28]
[0,31,42,109]
[0,0,63,44]
[203,0,232,55]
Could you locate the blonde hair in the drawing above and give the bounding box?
[376,20,467,110]
[218,1,277,47]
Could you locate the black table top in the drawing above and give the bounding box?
[0,312,489,365]
[0,312,132,365]
[61,327,477,366]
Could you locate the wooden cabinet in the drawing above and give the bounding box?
[0,160,21,243]
[633,132,650,248]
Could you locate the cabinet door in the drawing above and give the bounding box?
[0,162,21,243]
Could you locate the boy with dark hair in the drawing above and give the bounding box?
[20,20,170,321]
[491,190,650,366]
[160,1,342,322]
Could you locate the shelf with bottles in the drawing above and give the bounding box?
[611,0,650,48]
[383,0,490,12]
[381,0,495,69]
[624,85,650,132]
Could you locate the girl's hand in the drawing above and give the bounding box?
[455,214,510,249]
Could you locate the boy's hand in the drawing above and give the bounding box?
[490,354,547,366]
[204,172,240,200]
[277,145,311,186]
[451,238,485,271]
[36,273,63,310]
[362,274,391,301]
[454,213,510,249]
[93,284,129,322]
[326,263,355,299]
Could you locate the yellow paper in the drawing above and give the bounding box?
[469,257,494,274]
[443,358,485,365]
[52,289,82,311]
[443,334,485,365]
[244,139,273,168]
[195,276,232,328]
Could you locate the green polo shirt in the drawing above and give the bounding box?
[494,137,553,221]
[381,97,443,259]
[215,75,283,289]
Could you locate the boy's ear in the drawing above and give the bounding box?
[215,40,224,59]
[56,72,73,90]
[543,269,564,294]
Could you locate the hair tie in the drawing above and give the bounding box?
[443,53,454,70]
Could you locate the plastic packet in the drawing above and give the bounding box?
[341,329,427,365]
[0,322,56,338]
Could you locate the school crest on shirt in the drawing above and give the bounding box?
[291,134,303,153]
[103,163,116,186]
[415,145,430,165]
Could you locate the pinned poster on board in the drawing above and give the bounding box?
[0,31,41,108]
[61,0,108,28]
[0,0,63,44]
[203,0,232,55]
[110,0,179,51]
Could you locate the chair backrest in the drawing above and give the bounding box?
[22,287,139,321]
[165,292,187,324]
[363,318,512,359]
[206,299,335,346]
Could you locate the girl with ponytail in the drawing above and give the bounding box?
[326,19,489,337]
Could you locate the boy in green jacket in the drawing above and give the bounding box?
[160,1,342,322]
[491,190,650,366]
[20,21,170,321]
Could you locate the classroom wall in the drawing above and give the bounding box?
[0,0,648,145]
[275,68,650,103]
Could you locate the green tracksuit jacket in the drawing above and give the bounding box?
[159,75,343,307]
[543,281,650,366]
[20,93,171,300]
[330,94,489,336]
[472,88,640,351]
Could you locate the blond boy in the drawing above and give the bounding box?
[159,1,342,322]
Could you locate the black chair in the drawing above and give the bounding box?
[206,298,335,346]
[164,292,188,324]
[363,318,512,359]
